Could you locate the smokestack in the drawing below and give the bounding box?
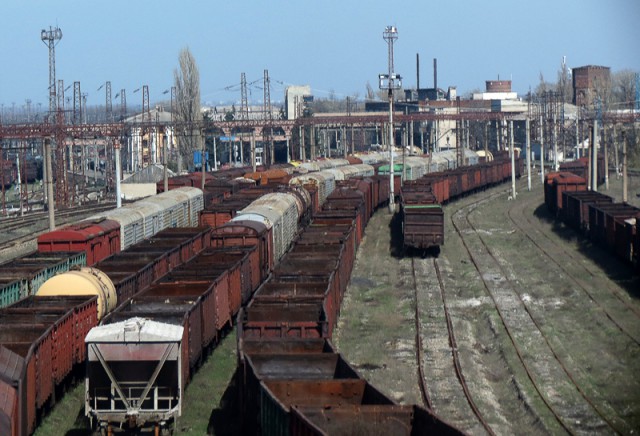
[434,58,438,90]
[416,53,420,90]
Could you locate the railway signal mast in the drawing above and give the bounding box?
[380,25,401,213]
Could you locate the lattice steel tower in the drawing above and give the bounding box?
[41,26,62,121]
[240,73,248,120]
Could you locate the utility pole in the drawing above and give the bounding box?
[622,131,628,203]
[115,140,122,208]
[603,123,609,190]
[575,113,580,158]
[526,118,531,191]
[553,111,558,171]
[540,115,544,183]
[381,25,401,213]
[510,120,516,199]
[44,138,55,230]
[591,120,598,192]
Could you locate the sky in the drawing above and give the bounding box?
[0,0,638,112]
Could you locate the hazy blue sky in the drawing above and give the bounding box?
[1,0,638,110]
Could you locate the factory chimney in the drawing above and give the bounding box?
[416,53,420,90]
[434,58,438,90]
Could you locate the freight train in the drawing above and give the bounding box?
[81,162,429,434]
[0,157,39,188]
[399,150,523,253]
[544,159,640,275]
[0,151,470,435]
[37,187,204,265]
[0,226,212,436]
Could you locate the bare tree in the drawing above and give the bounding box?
[611,69,637,109]
[365,82,376,101]
[174,47,201,173]
[556,59,572,103]
[534,72,554,97]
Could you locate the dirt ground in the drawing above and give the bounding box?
[333,171,640,435]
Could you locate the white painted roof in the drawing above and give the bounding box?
[86,317,184,343]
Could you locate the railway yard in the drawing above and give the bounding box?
[1,6,638,434]
[1,157,639,435]
[335,173,640,435]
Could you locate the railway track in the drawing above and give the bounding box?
[507,191,640,343]
[410,255,494,435]
[0,202,115,250]
[451,190,625,434]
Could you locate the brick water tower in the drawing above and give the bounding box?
[572,65,610,107]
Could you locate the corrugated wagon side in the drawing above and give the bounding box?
[401,189,444,252]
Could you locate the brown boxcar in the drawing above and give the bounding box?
[561,191,613,231]
[0,296,98,436]
[545,172,587,214]
[37,218,121,266]
[211,220,273,280]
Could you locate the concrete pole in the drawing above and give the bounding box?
[603,124,609,190]
[213,137,218,171]
[16,153,23,216]
[410,120,414,150]
[163,137,168,193]
[622,132,628,203]
[388,96,395,214]
[540,115,545,183]
[586,126,593,191]
[484,123,489,157]
[251,132,256,173]
[115,141,122,208]
[575,116,580,159]
[44,138,55,231]
[201,133,206,190]
[553,111,558,170]
[308,126,317,160]
[465,120,470,150]
[613,125,619,179]
[526,118,531,191]
[592,120,598,192]
[286,137,290,163]
[510,120,516,199]
[298,126,304,162]
[342,126,347,158]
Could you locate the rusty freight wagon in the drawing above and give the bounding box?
[84,318,184,434]
[400,188,444,253]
